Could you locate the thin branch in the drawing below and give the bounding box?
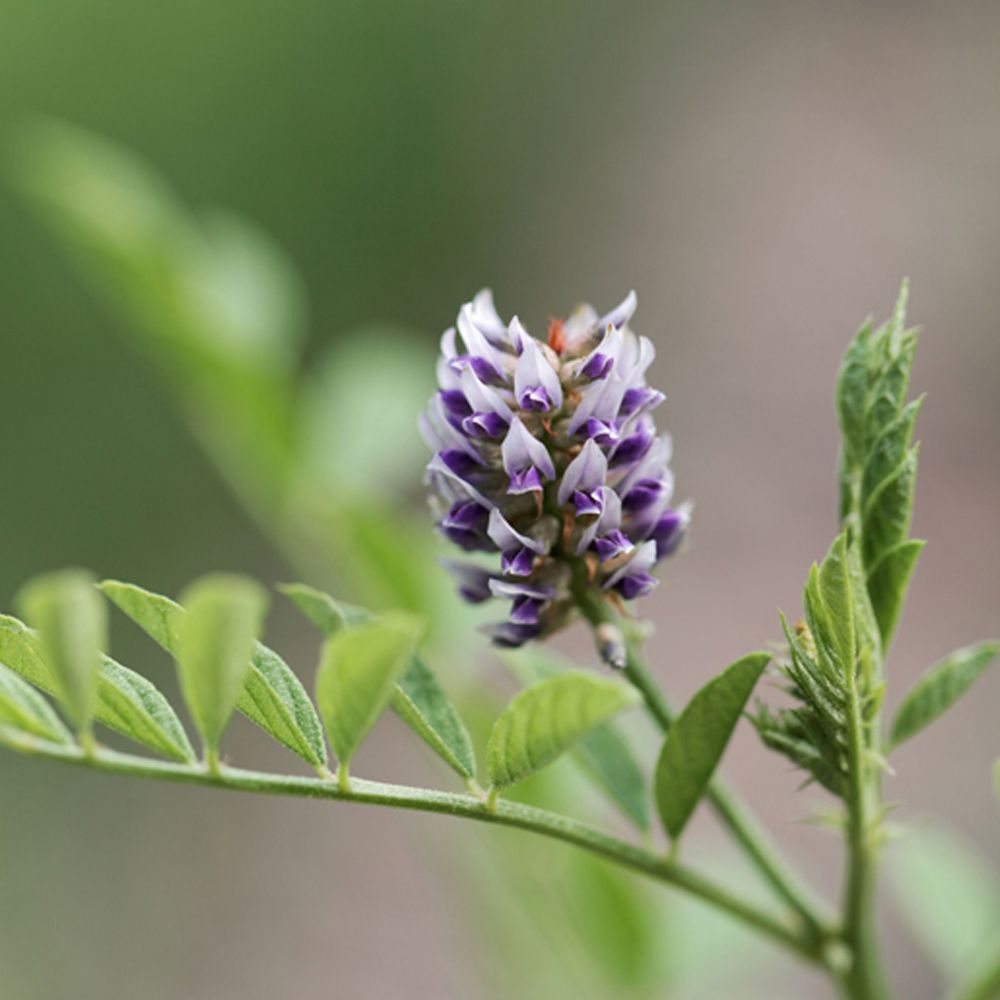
[0,727,826,965]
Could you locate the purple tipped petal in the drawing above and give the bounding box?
[469,355,506,386]
[622,477,667,514]
[501,547,536,576]
[567,374,626,436]
[439,448,486,479]
[481,621,541,648]
[581,418,620,447]
[558,439,608,506]
[440,500,492,551]
[514,335,563,413]
[462,411,509,439]
[509,596,547,625]
[580,353,613,380]
[612,426,654,467]
[604,541,659,599]
[487,509,545,555]
[620,386,665,418]
[502,417,556,490]
[594,530,634,562]
[652,501,692,559]
[509,467,544,494]
[440,559,495,603]
[573,489,604,518]
[439,389,472,421]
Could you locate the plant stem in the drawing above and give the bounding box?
[574,589,832,941]
[0,727,826,965]
[839,659,888,1000]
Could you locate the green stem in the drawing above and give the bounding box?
[1,728,824,965]
[839,662,888,1000]
[575,589,832,941]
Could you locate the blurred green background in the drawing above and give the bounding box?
[1,2,999,998]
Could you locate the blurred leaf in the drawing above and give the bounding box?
[889,641,999,749]
[12,118,304,510]
[656,654,768,839]
[279,582,367,634]
[487,672,639,791]
[394,656,476,780]
[0,614,194,762]
[284,582,475,780]
[0,661,72,744]
[17,569,106,736]
[176,574,268,757]
[887,822,1000,979]
[101,580,325,768]
[316,613,423,770]
[298,327,435,500]
[504,648,650,830]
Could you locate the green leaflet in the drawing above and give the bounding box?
[487,672,640,791]
[574,723,651,831]
[101,580,326,769]
[865,540,924,649]
[315,614,423,769]
[17,569,106,735]
[503,648,650,830]
[0,615,194,762]
[889,641,999,749]
[283,583,476,781]
[278,583,367,634]
[655,654,769,839]
[0,661,72,744]
[176,575,268,756]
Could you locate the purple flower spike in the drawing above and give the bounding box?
[423,289,689,651]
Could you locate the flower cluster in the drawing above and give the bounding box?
[420,289,690,651]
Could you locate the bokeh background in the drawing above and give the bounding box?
[1,2,998,998]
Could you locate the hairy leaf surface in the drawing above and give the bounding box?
[102,580,326,768]
[487,672,639,791]
[656,654,768,838]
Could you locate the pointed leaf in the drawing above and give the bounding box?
[889,641,999,749]
[316,613,423,768]
[574,722,651,830]
[17,569,106,735]
[101,580,326,768]
[865,539,924,648]
[487,672,639,791]
[0,615,194,761]
[656,653,769,839]
[0,661,72,744]
[503,648,649,829]
[175,574,268,755]
[284,582,475,780]
[278,583,367,634]
[817,534,855,673]
[862,446,917,567]
[393,657,476,779]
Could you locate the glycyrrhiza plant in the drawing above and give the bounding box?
[2,271,998,1000]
